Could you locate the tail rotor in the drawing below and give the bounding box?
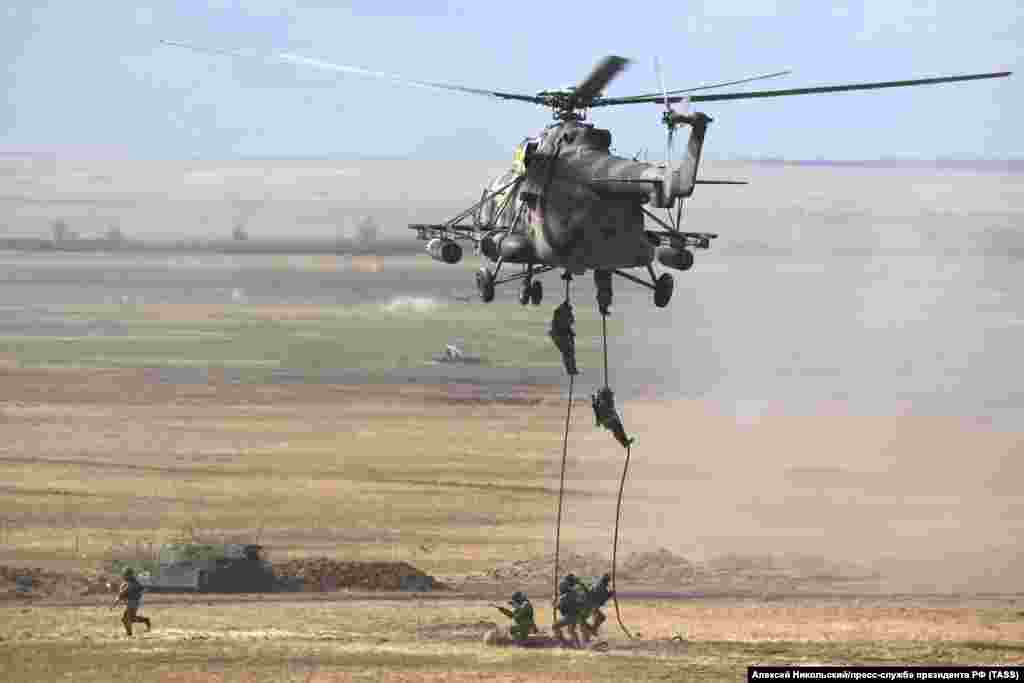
[654,56,691,167]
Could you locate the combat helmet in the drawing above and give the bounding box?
[598,573,611,585]
[122,567,135,579]
[558,573,577,594]
[510,591,527,605]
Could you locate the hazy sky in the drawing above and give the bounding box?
[2,1,1019,159]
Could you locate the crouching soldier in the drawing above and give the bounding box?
[112,568,151,637]
[553,573,583,648]
[581,573,615,640]
[494,591,538,644]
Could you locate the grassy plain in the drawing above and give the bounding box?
[0,280,618,377]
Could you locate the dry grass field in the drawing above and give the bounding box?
[1,363,1022,681]
[2,597,1024,681]
[0,364,575,575]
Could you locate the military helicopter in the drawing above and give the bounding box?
[161,41,1009,308]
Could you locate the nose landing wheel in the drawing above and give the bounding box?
[476,267,496,303]
[653,272,674,308]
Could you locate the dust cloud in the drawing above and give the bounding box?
[562,163,1024,593]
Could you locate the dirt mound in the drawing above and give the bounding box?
[621,549,699,584]
[0,565,115,600]
[273,558,445,592]
[483,550,690,585]
[482,549,881,592]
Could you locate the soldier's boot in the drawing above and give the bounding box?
[143,617,152,632]
[569,625,582,649]
[121,613,133,637]
[579,622,594,643]
[610,420,634,448]
[592,610,607,636]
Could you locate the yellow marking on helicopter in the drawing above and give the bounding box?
[513,144,527,176]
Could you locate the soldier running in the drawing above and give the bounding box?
[112,568,151,637]
[493,591,538,644]
[552,573,583,648]
[581,573,615,640]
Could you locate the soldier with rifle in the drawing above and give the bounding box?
[492,591,538,644]
[112,568,151,637]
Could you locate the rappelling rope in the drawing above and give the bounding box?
[610,442,634,639]
[601,305,634,640]
[552,274,574,618]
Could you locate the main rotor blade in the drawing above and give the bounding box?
[611,69,793,103]
[596,71,1011,106]
[574,56,630,101]
[160,39,545,105]
[653,56,670,112]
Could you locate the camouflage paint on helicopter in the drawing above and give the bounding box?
[477,115,709,275]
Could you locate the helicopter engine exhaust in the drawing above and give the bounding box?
[426,238,462,264]
[656,245,694,271]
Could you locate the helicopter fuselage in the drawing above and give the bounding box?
[480,120,701,272]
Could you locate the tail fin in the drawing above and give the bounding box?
[656,112,712,208]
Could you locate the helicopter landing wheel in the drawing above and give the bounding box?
[476,267,496,303]
[653,272,674,308]
[529,280,543,305]
[518,283,531,306]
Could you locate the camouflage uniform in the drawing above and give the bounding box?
[113,569,151,636]
[553,575,582,648]
[574,577,595,642]
[548,301,578,376]
[592,386,633,448]
[582,574,614,638]
[495,592,538,643]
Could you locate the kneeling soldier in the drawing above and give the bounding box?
[494,591,538,644]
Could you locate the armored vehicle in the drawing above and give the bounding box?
[139,543,276,593]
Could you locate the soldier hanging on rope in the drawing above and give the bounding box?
[549,298,578,377]
[592,386,633,448]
